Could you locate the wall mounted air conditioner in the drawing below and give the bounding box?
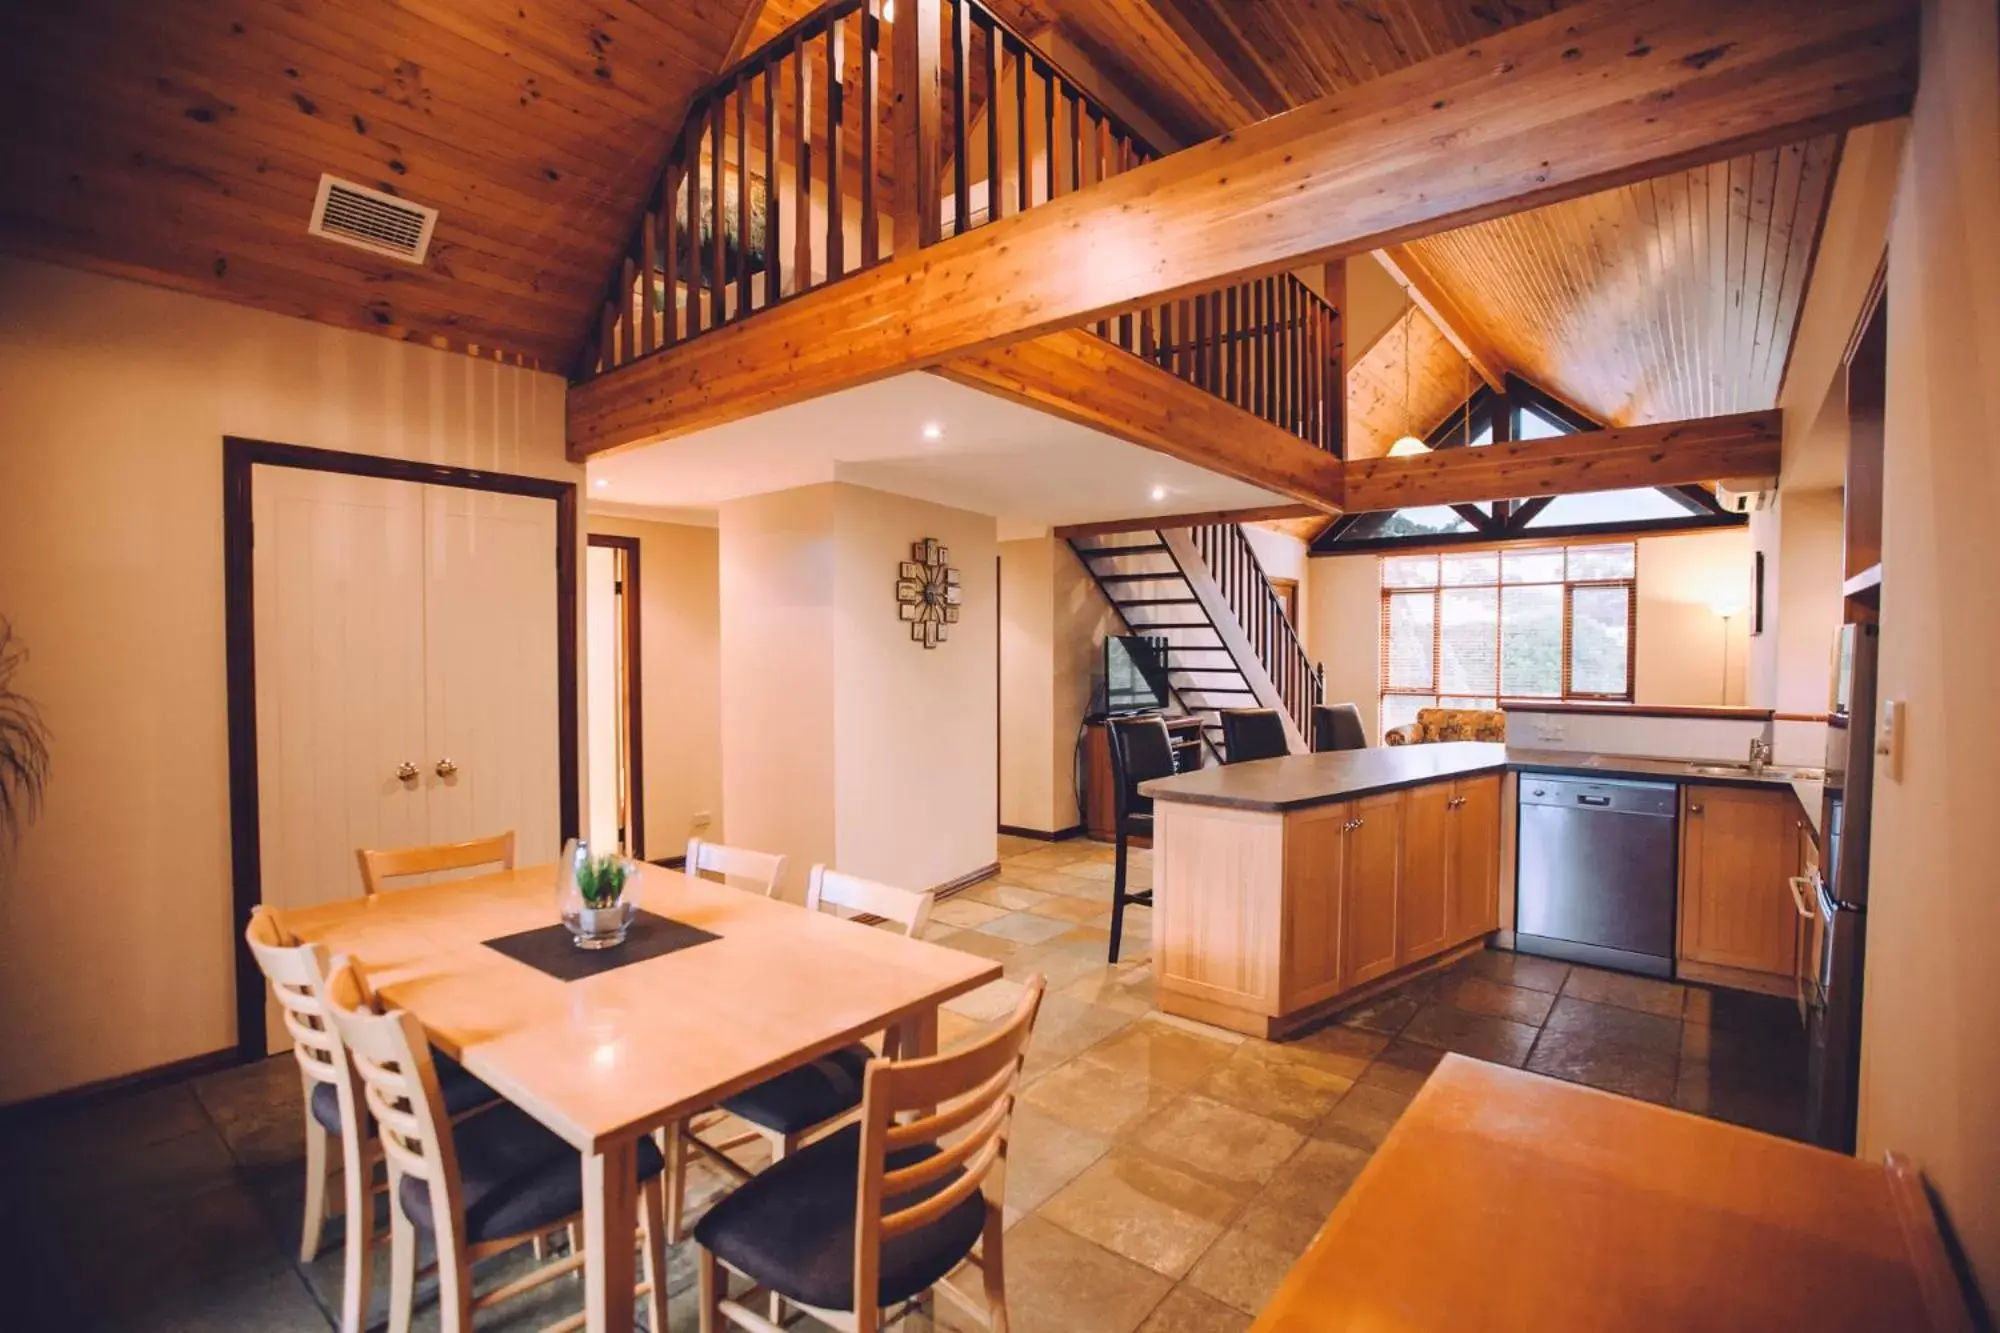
[1715,482,1776,514]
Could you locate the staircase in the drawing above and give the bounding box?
[1071,526,1322,760]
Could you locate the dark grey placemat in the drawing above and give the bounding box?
[482,910,719,982]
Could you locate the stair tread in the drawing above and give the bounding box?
[1078,542,1169,556]
[1097,572,1185,583]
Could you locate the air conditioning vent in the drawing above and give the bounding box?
[307,174,438,264]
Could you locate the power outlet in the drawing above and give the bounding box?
[691,811,713,829]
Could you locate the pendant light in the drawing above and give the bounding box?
[1386,307,1428,457]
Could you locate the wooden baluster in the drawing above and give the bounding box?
[710,96,726,322]
[1264,277,1280,429]
[600,299,615,374]
[1139,297,1156,360]
[1224,286,1239,405]
[1209,291,1224,392]
[983,15,1001,223]
[640,204,657,356]
[860,3,878,266]
[827,14,846,278]
[1013,39,1029,215]
[892,0,941,252]
[1288,280,1302,435]
[1176,299,1191,381]
[765,59,782,304]
[1068,88,1083,194]
[794,32,813,291]
[1192,293,1209,393]
[951,0,969,234]
[1324,259,1346,458]
[1041,64,1057,203]
[616,257,634,364]
[662,155,682,345]
[736,78,752,314]
[683,104,703,333]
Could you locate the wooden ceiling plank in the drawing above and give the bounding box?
[1374,243,1508,391]
[569,0,1916,458]
[1343,409,1783,511]
[934,328,1346,512]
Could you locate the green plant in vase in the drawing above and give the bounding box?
[574,853,631,910]
[560,840,638,949]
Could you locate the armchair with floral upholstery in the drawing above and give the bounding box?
[1384,707,1508,746]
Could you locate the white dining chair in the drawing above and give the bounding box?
[684,836,787,897]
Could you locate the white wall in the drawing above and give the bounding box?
[1859,0,2000,1297]
[999,537,1061,833]
[584,514,723,860]
[0,258,578,1104]
[1305,553,1383,744]
[720,483,997,900]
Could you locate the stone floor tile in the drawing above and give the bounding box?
[1032,895,1116,927]
[1559,965,1688,1019]
[1459,947,1571,993]
[1190,1046,1355,1132]
[125,1252,333,1333]
[1526,996,1681,1103]
[1674,1021,1809,1140]
[944,976,1030,1021]
[931,898,1012,929]
[1434,973,1559,1026]
[1311,1082,1415,1152]
[1059,964,1159,1017]
[1184,1219,1312,1317]
[1252,1137,1372,1223]
[1329,991,1424,1037]
[1135,1285,1253,1333]
[1127,1095,1305,1187]
[976,911,1079,946]
[1081,1020,1240,1090]
[1004,1105,1114,1214]
[981,1214,1174,1333]
[1040,1151,1243,1279]
[1399,1002,1539,1067]
[965,881,1061,913]
[1355,1038,1447,1095]
[932,927,1026,962]
[1683,984,1802,1038]
[1021,1053,1186,1139]
[1008,842,1106,869]
[1267,1023,1390,1080]
[1018,996,1139,1084]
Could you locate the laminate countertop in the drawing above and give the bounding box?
[1142,742,1824,834]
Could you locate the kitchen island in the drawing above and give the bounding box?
[1142,743,1818,1037]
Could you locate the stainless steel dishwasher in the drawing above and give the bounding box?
[1515,775,1678,977]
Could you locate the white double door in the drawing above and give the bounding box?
[252,465,561,918]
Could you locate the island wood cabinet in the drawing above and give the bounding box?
[1157,771,1505,1038]
[1678,783,1801,988]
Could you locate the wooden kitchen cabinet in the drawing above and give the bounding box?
[1398,783,1453,965]
[1281,802,1351,1012]
[1679,784,1800,979]
[1341,791,1405,988]
[1447,775,1502,943]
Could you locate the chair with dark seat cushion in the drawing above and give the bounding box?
[720,1043,873,1135]
[694,978,1047,1333]
[695,1123,985,1312]
[1312,702,1369,753]
[308,1049,493,1134]
[395,1102,666,1245]
[1106,715,1177,964]
[323,957,669,1333]
[1219,708,1290,764]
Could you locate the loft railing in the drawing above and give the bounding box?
[1190,523,1323,741]
[575,0,1341,460]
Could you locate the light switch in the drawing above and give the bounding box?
[1876,700,1903,781]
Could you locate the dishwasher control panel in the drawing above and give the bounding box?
[1518,776,1679,817]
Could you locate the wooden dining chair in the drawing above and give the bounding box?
[321,956,669,1333]
[245,908,498,1333]
[694,975,1046,1333]
[684,837,787,898]
[664,866,937,1253]
[357,831,516,897]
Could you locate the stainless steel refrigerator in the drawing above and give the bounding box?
[1808,621,1878,1152]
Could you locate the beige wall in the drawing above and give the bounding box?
[1053,542,1122,828]
[1306,529,1755,739]
[720,483,997,900]
[1859,0,2000,1298]
[0,258,578,1104]
[999,538,1061,833]
[1241,525,1313,646]
[832,485,998,891]
[584,514,723,862]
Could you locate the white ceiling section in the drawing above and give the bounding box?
[585,373,1293,537]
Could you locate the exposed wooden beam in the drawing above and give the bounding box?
[1054,505,1321,540]
[1374,244,1509,392]
[567,0,1915,458]
[933,329,1346,511]
[1343,410,1782,512]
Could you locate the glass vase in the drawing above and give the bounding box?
[557,838,638,950]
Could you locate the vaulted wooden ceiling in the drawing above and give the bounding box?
[0,0,761,369]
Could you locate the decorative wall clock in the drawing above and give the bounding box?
[895,538,962,648]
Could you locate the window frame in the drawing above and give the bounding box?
[1378,540,1638,733]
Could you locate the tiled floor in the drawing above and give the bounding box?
[0,836,1805,1332]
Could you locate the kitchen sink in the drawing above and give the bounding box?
[1687,762,1755,776]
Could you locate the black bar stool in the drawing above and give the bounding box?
[1312,703,1369,752]
[1219,708,1289,764]
[1105,715,1175,964]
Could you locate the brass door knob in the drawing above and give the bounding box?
[435,758,458,778]
[395,761,419,783]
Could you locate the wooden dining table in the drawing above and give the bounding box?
[281,861,1003,1333]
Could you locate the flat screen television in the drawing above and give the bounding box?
[1104,634,1171,716]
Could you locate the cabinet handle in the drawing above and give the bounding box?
[1689,803,1704,814]
[435,758,458,778]
[395,761,419,783]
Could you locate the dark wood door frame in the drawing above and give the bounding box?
[224,437,580,1062]
[586,533,645,860]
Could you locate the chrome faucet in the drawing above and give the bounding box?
[1748,736,1772,776]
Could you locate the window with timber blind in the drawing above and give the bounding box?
[1379,541,1636,735]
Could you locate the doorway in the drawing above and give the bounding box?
[586,534,644,860]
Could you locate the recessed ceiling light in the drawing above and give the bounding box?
[1150,485,1168,502]
[593,478,609,489]
[921,421,944,441]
